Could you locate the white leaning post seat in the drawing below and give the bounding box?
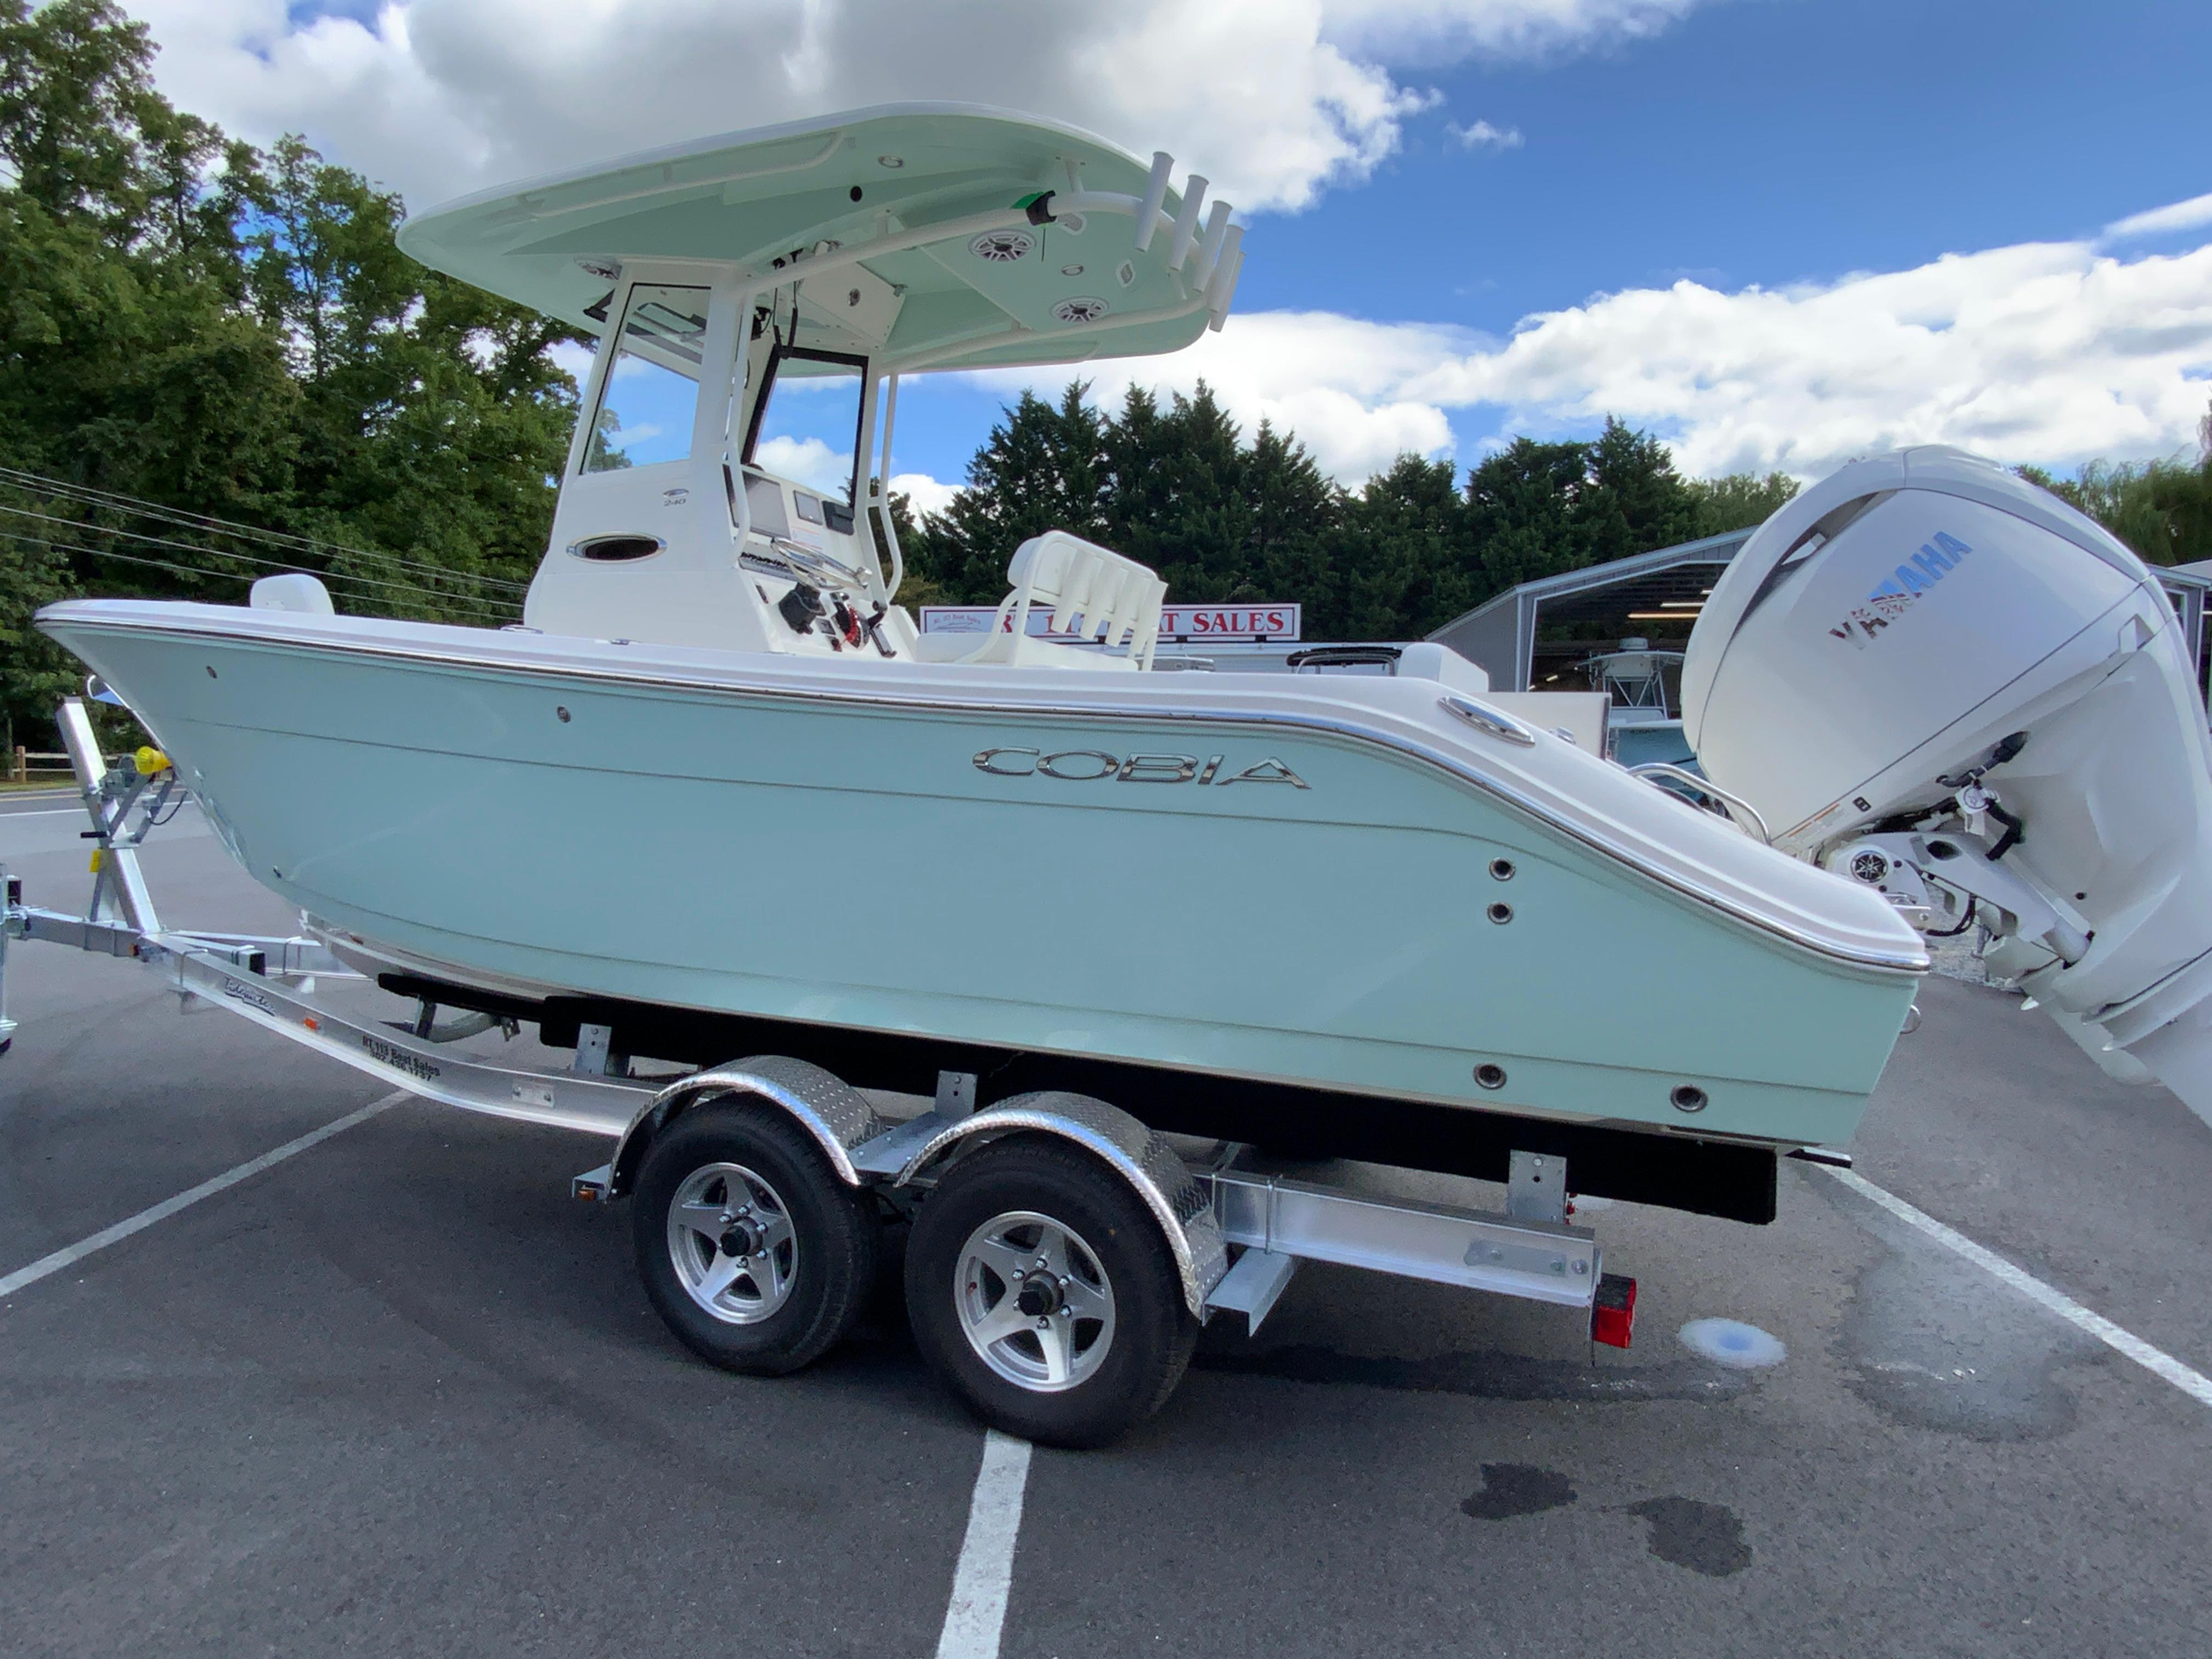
[960,531,1167,672]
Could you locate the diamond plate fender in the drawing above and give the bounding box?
[607,1054,887,1194]
[891,1090,1229,1316]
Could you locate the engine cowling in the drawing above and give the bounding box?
[1683,445,2212,1126]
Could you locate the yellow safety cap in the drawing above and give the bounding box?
[134,746,172,775]
[88,849,104,873]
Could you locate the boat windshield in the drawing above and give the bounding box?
[582,283,709,473]
[742,345,868,506]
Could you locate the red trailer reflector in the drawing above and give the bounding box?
[1592,1273,1637,1348]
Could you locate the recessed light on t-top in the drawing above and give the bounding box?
[1060,264,1084,276]
[876,154,904,168]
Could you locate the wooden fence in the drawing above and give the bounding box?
[9,748,81,783]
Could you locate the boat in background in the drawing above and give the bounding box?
[1577,637,1696,768]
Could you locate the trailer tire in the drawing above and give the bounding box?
[905,1136,1198,1448]
[633,1098,877,1376]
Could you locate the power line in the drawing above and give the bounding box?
[0,527,516,620]
[0,528,520,622]
[0,463,535,592]
[0,531,265,596]
[0,504,521,618]
[0,464,534,593]
[1,529,518,624]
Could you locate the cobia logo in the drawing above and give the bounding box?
[973,748,1310,788]
[1829,531,1972,648]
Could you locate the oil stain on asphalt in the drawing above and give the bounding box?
[1455,1465,1753,1579]
[1460,1463,1577,1520]
[1624,1496,1753,1577]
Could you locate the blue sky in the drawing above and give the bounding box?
[1260,0,2212,325]
[141,1,2212,499]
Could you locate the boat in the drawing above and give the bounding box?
[32,106,1926,1209]
[25,107,2210,1444]
[1576,637,1695,768]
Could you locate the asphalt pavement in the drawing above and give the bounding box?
[2,793,2208,1657]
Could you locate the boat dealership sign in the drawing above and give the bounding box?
[919,603,1301,642]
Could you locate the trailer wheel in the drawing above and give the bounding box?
[905,1137,1198,1448]
[633,1099,877,1376]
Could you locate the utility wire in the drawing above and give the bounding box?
[0,463,536,592]
[0,527,515,620]
[0,505,521,617]
[0,527,519,622]
[0,463,534,593]
[1,529,518,624]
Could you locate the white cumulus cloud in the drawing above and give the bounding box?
[888,471,961,516]
[752,435,855,495]
[2104,190,2212,243]
[973,221,2212,485]
[1445,119,1523,150]
[127,0,1704,215]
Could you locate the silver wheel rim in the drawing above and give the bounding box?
[665,1162,798,1325]
[954,1210,1116,1392]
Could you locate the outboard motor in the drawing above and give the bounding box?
[1683,445,2212,1125]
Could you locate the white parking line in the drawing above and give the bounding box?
[0,1091,407,1300]
[0,808,93,818]
[935,1429,1034,1659]
[1827,1166,2212,1410]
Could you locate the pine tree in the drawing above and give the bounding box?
[906,385,1108,602]
[1578,416,1696,565]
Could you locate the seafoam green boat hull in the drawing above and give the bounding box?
[44,605,1920,1149]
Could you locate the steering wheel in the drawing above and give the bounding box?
[765,537,872,595]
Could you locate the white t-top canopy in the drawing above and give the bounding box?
[396,103,1244,374]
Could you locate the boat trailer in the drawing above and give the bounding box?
[3,698,1638,1444]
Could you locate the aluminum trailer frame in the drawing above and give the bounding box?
[2,699,1640,1437]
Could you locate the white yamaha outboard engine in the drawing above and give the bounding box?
[1683,445,2212,1125]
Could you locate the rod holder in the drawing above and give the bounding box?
[1192,200,1234,286]
[1167,173,1208,270]
[1133,152,1173,252]
[1206,232,1245,329]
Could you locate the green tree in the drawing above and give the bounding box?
[1464,436,1593,594]
[2021,406,2212,568]
[0,0,300,741]
[235,134,580,614]
[907,383,1110,601]
[1578,416,1696,565]
[1685,470,1799,538]
[1336,455,1470,639]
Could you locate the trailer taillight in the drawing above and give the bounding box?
[1592,1273,1637,1348]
